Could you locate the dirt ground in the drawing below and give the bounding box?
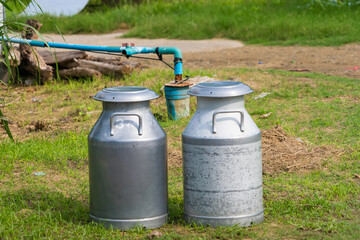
[43,32,360,79]
[185,44,360,79]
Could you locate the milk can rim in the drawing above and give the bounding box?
[188,81,253,97]
[93,86,159,102]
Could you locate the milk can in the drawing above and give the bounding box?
[88,86,168,230]
[182,81,264,227]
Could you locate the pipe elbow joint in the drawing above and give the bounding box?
[158,47,182,60]
[171,47,182,60]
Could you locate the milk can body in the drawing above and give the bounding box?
[182,81,264,227]
[88,87,168,230]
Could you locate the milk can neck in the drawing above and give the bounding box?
[197,96,245,110]
[102,101,150,112]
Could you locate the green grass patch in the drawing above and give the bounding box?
[7,0,360,46]
[0,68,359,238]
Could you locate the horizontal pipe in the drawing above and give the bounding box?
[121,47,182,59]
[1,37,183,79]
[1,37,125,52]
[121,47,155,56]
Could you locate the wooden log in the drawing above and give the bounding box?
[85,55,122,65]
[15,19,140,81]
[8,47,21,67]
[120,61,142,70]
[20,44,53,83]
[58,59,81,69]
[0,62,9,84]
[19,19,53,83]
[5,47,21,84]
[21,19,42,40]
[76,59,132,76]
[38,49,87,66]
[58,67,102,79]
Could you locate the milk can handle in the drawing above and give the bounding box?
[110,113,143,136]
[212,110,244,133]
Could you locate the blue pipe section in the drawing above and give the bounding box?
[2,37,125,52]
[121,47,155,56]
[174,62,183,76]
[122,46,182,75]
[158,47,183,75]
[157,47,182,59]
[121,46,182,59]
[1,37,183,77]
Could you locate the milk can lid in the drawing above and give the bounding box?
[188,81,253,97]
[93,86,159,102]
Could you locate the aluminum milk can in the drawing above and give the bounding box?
[88,86,168,230]
[182,81,264,227]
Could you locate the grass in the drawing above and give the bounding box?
[7,0,360,46]
[0,68,359,239]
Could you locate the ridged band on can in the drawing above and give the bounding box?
[182,132,261,146]
[90,213,168,230]
[184,210,264,227]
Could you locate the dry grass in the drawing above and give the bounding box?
[262,125,341,175]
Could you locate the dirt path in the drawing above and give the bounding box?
[43,33,360,79]
[42,32,244,53]
[184,44,360,79]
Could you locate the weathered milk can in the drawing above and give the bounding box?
[88,86,168,230]
[182,81,264,227]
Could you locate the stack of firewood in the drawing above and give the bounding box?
[5,20,141,85]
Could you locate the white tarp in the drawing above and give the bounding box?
[23,0,89,16]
